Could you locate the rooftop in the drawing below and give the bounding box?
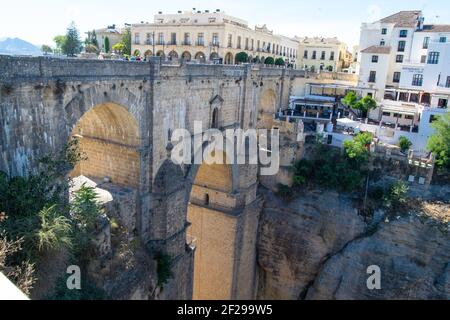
[418,24,450,33]
[361,45,392,54]
[377,10,422,28]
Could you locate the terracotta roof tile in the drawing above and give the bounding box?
[361,46,392,54]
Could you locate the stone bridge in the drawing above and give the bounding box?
[0,55,305,299]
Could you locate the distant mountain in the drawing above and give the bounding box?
[0,38,41,56]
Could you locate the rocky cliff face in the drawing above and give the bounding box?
[257,189,450,300]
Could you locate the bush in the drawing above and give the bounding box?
[383,181,409,211]
[235,52,249,63]
[36,205,72,252]
[265,57,275,65]
[155,252,173,288]
[398,136,412,153]
[275,58,285,66]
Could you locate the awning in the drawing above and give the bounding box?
[382,106,416,116]
[336,118,359,128]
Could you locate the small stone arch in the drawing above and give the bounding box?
[224,52,233,65]
[195,52,206,63]
[181,51,192,62]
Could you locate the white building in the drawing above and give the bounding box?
[358,11,450,152]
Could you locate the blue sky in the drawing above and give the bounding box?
[1,0,449,48]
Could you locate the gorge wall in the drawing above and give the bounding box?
[256,188,450,300]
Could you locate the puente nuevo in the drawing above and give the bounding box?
[0,55,307,299]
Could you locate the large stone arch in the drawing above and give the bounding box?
[257,88,278,128]
[168,50,179,60]
[70,102,141,188]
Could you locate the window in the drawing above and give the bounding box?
[382,112,391,117]
[372,55,379,63]
[170,33,177,45]
[420,55,427,63]
[227,34,232,48]
[423,37,430,49]
[399,30,408,38]
[257,40,260,51]
[440,36,447,43]
[146,33,153,45]
[412,74,423,86]
[381,28,387,35]
[438,99,448,108]
[304,50,308,59]
[446,76,450,88]
[245,38,249,50]
[405,115,414,120]
[158,33,164,45]
[369,71,376,83]
[237,36,242,49]
[134,33,140,45]
[398,41,406,52]
[393,113,400,118]
[312,51,317,59]
[429,115,439,123]
[197,33,205,46]
[212,33,219,46]
[396,55,404,63]
[321,51,326,60]
[393,72,401,83]
[427,52,440,64]
[380,40,385,46]
[183,33,190,45]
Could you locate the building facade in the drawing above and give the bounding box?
[130,9,299,67]
[358,11,450,151]
[297,36,350,72]
[95,25,124,53]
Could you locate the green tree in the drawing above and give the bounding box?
[53,35,66,54]
[427,112,450,168]
[354,95,377,118]
[41,45,53,55]
[398,136,413,153]
[85,44,99,54]
[265,57,275,65]
[252,56,260,63]
[121,27,132,56]
[61,22,82,57]
[112,43,126,54]
[343,132,372,163]
[235,52,249,63]
[342,92,377,118]
[275,57,285,66]
[104,36,110,53]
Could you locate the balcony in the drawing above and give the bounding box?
[196,41,205,47]
[182,41,191,46]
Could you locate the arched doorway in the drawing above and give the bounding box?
[224,52,233,65]
[195,52,206,63]
[181,51,192,62]
[257,89,277,128]
[168,50,179,60]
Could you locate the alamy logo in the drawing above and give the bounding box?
[66,265,81,290]
[366,265,381,290]
[170,121,280,176]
